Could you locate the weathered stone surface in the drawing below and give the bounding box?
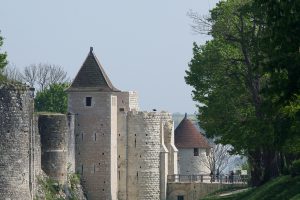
[39,113,68,184]
[0,84,33,200]
[127,111,161,200]
[178,148,210,175]
[68,91,118,200]
[167,182,246,200]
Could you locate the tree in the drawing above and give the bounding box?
[0,31,8,79]
[35,83,69,113]
[23,63,69,91]
[256,0,300,158]
[201,143,234,175]
[3,63,23,82]
[185,0,280,186]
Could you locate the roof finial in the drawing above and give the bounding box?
[184,113,187,119]
[90,46,93,53]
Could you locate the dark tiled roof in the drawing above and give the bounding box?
[175,114,211,149]
[68,47,120,92]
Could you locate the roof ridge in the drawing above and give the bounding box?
[68,47,120,92]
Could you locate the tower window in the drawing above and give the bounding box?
[194,148,199,156]
[86,97,92,106]
[178,195,184,200]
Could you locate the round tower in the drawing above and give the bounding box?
[0,83,34,200]
[38,113,68,183]
[127,111,161,200]
[175,114,211,175]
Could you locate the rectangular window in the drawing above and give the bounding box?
[86,97,92,106]
[178,196,184,200]
[194,148,199,156]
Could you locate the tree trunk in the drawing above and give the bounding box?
[249,149,263,186]
[262,148,280,184]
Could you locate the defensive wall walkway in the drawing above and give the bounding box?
[167,174,248,200]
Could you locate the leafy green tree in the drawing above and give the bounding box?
[256,0,300,157]
[35,83,69,113]
[185,0,279,186]
[0,31,8,79]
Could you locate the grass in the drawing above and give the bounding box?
[201,175,300,200]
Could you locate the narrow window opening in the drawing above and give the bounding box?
[136,172,138,180]
[81,164,83,175]
[119,171,121,180]
[93,164,95,174]
[94,133,96,141]
[81,133,83,141]
[102,153,104,155]
[134,139,136,148]
[119,108,125,111]
[194,148,199,156]
[86,97,92,106]
[177,195,184,200]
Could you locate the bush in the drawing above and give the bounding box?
[291,159,300,177]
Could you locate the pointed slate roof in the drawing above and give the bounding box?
[68,47,120,92]
[175,114,211,149]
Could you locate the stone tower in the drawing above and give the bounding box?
[175,114,211,175]
[67,47,119,200]
[0,83,34,200]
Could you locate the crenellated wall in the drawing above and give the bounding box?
[0,83,34,200]
[127,111,162,200]
[38,113,68,184]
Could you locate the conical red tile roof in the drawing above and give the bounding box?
[175,114,211,149]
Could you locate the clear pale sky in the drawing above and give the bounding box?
[1,0,219,114]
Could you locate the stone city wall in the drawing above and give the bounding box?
[127,111,161,200]
[38,113,68,184]
[167,182,246,200]
[68,91,117,200]
[0,83,34,200]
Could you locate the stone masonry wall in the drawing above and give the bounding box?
[167,182,246,200]
[114,91,131,200]
[127,111,161,200]
[160,112,178,175]
[39,114,68,184]
[178,148,210,175]
[128,91,139,111]
[68,91,117,200]
[67,113,76,172]
[0,83,33,200]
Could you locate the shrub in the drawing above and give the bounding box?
[291,159,300,177]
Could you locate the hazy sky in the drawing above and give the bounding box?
[1,0,219,114]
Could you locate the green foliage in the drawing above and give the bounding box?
[186,0,300,186]
[291,160,300,177]
[201,176,300,200]
[37,176,64,200]
[66,163,81,200]
[0,31,8,80]
[35,83,69,113]
[36,169,82,200]
[186,0,271,153]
